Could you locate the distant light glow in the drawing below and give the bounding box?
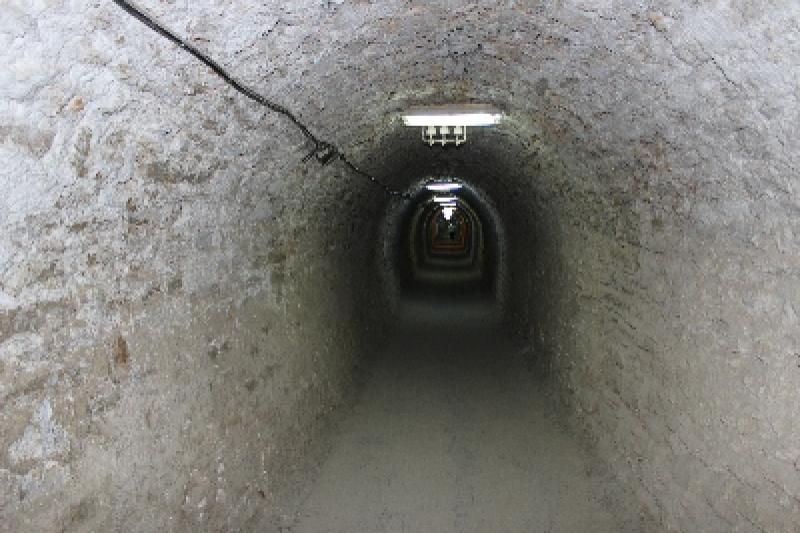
[426,182,463,192]
[433,196,458,203]
[443,206,456,220]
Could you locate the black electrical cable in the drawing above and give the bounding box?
[111,0,409,198]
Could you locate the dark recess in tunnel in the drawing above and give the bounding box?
[363,126,527,327]
[387,177,504,302]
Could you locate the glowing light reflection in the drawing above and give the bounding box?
[426,182,463,192]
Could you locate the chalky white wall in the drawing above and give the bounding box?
[2,1,799,531]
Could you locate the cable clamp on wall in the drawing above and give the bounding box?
[111,0,406,196]
[314,142,339,165]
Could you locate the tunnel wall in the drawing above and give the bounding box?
[3,1,800,531]
[514,168,800,531]
[0,3,385,530]
[503,41,800,533]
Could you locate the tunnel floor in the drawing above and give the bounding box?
[284,291,651,532]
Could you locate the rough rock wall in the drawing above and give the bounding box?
[515,156,800,531]
[503,5,800,530]
[0,1,384,531]
[3,0,800,530]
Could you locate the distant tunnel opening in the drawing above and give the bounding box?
[382,176,507,311]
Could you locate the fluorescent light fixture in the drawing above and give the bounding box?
[402,104,503,127]
[403,104,503,146]
[426,182,463,192]
[433,196,458,203]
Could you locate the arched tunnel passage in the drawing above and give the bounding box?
[2,2,800,532]
[384,177,506,306]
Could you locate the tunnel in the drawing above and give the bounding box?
[2,1,799,531]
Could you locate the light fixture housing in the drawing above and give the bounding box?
[402,104,503,147]
[402,104,503,127]
[426,182,463,192]
[433,196,458,204]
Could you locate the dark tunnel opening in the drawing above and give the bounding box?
[384,176,507,315]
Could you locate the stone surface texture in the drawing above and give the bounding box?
[1,0,799,531]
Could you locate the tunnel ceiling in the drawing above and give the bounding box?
[4,3,800,530]
[93,0,799,206]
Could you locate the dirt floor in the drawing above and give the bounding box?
[286,291,653,532]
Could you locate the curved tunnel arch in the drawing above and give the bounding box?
[415,199,479,269]
[379,172,511,318]
[3,2,799,531]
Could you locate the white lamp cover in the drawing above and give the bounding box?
[402,104,503,127]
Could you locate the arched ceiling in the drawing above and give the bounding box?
[89,0,799,219]
[3,4,800,530]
